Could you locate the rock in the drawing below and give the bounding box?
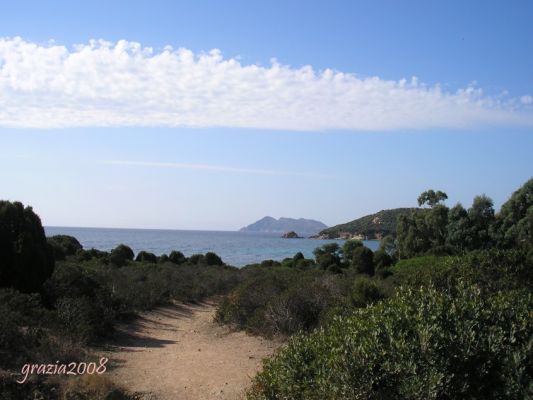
[281,231,301,239]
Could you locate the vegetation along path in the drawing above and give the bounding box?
[105,299,281,400]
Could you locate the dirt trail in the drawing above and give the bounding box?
[105,300,281,400]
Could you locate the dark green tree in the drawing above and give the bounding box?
[169,250,186,265]
[467,195,495,250]
[417,189,448,207]
[47,235,83,260]
[205,252,224,266]
[373,249,392,273]
[446,203,469,253]
[495,178,533,250]
[342,240,364,265]
[350,246,375,275]
[135,251,157,263]
[313,243,342,270]
[109,244,134,267]
[0,201,54,293]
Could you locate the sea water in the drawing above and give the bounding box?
[45,226,379,267]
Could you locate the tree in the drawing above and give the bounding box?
[350,246,375,275]
[169,250,186,265]
[342,240,364,266]
[373,249,393,274]
[378,235,397,257]
[109,244,134,267]
[446,203,469,253]
[496,178,533,251]
[417,189,448,208]
[205,252,224,266]
[135,251,157,263]
[313,243,342,270]
[0,201,54,293]
[467,195,495,250]
[47,235,83,260]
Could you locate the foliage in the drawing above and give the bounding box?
[313,243,342,271]
[135,250,157,263]
[397,189,499,258]
[391,249,533,294]
[109,244,134,267]
[47,234,83,260]
[0,200,54,293]
[216,267,337,336]
[417,189,448,207]
[496,177,533,251]
[168,250,186,264]
[349,246,374,275]
[205,251,224,266]
[249,284,533,400]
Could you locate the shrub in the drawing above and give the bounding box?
[373,248,392,271]
[216,268,335,335]
[205,251,224,266]
[0,200,54,292]
[188,253,205,264]
[47,235,83,260]
[249,284,533,400]
[0,289,47,368]
[350,246,374,275]
[168,250,186,264]
[350,276,387,307]
[135,250,157,263]
[109,244,134,267]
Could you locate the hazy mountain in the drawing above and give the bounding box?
[240,216,327,236]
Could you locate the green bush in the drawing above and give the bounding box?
[216,267,338,335]
[391,249,533,294]
[0,289,47,368]
[47,235,83,260]
[109,244,134,267]
[188,253,205,264]
[249,283,533,399]
[205,251,224,266]
[350,246,374,275]
[349,276,387,307]
[135,250,157,263]
[168,250,186,264]
[0,200,54,292]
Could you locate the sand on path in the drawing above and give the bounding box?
[105,300,281,400]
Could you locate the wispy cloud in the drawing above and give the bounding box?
[101,160,334,179]
[1,37,532,131]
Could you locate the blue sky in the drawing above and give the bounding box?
[0,0,532,230]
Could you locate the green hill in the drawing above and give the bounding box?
[315,208,420,240]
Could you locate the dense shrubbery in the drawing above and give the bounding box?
[47,235,83,260]
[216,260,391,336]
[135,250,157,263]
[109,244,135,267]
[0,201,54,293]
[216,266,335,335]
[249,284,533,400]
[396,179,533,259]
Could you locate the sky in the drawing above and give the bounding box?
[1,0,532,230]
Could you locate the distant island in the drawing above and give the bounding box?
[313,208,420,240]
[281,231,301,239]
[239,216,327,236]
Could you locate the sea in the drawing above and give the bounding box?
[44,226,380,267]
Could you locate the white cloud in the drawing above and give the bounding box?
[0,37,532,131]
[100,160,333,178]
[520,95,533,105]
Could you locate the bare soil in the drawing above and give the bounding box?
[105,300,281,400]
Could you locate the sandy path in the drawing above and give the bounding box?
[105,300,281,400]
